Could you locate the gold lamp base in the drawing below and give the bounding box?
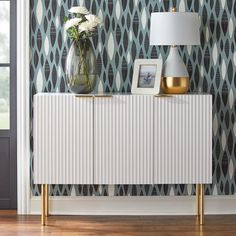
[161,77,189,94]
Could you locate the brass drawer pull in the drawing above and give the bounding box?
[154,94,173,98]
[94,94,113,98]
[75,95,94,98]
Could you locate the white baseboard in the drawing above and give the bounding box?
[30,195,236,215]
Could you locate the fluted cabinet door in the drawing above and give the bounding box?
[34,94,94,184]
[94,95,154,184]
[154,95,212,184]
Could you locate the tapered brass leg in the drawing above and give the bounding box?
[41,184,46,226]
[45,184,49,217]
[199,184,204,225]
[196,184,200,217]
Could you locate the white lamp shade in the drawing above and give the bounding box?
[150,12,200,46]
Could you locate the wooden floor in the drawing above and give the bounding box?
[0,211,236,236]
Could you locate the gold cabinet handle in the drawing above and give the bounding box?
[75,94,113,99]
[94,94,113,98]
[75,95,94,98]
[154,94,173,98]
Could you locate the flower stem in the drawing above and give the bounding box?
[76,40,92,91]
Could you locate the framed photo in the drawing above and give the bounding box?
[131,59,163,95]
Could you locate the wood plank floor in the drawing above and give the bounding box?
[0,211,236,236]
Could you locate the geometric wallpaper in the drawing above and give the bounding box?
[30,0,236,196]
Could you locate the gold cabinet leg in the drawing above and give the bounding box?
[41,184,46,226]
[45,184,49,217]
[196,184,200,217]
[200,184,204,225]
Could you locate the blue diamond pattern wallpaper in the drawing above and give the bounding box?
[30,0,236,196]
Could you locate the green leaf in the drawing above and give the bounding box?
[64,16,69,23]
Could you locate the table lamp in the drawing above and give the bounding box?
[150,8,200,94]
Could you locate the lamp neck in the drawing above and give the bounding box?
[162,47,189,77]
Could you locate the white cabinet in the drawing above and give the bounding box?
[34,93,212,225]
[34,93,212,185]
[154,95,212,184]
[34,94,94,184]
[94,95,154,184]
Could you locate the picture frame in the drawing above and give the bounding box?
[131,59,163,95]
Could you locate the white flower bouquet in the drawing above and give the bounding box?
[64,6,102,41]
[64,6,102,93]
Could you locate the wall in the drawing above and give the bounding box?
[30,0,236,196]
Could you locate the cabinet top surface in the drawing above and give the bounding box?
[34,93,212,97]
